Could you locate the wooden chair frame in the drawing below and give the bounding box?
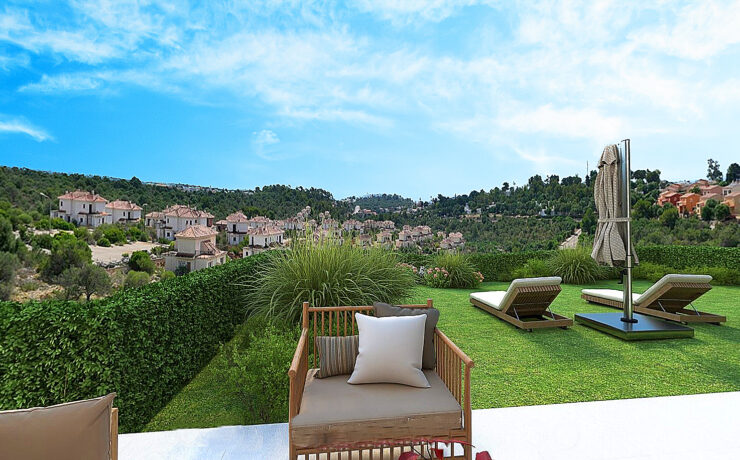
[581,282,725,325]
[111,408,119,460]
[288,300,474,460]
[470,285,572,331]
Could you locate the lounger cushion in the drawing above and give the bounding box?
[470,291,507,310]
[0,393,115,460]
[637,274,712,304]
[582,289,641,303]
[291,369,461,448]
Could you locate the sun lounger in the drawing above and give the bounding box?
[581,274,725,324]
[470,277,572,331]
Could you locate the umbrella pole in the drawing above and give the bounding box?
[621,139,637,323]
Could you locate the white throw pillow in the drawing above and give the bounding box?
[348,313,430,388]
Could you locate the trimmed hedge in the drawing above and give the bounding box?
[0,254,268,432]
[636,245,740,270]
[399,251,555,282]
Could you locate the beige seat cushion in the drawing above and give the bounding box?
[470,291,507,310]
[582,288,641,304]
[0,393,115,460]
[291,370,462,448]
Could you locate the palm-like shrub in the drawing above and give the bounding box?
[547,248,605,284]
[512,259,551,279]
[243,237,415,323]
[432,252,483,288]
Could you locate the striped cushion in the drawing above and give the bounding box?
[315,335,359,378]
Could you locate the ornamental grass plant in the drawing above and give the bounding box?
[243,232,415,323]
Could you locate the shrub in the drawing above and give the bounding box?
[432,252,483,288]
[512,258,552,279]
[468,250,554,281]
[73,227,92,243]
[97,237,111,247]
[224,319,298,424]
[633,262,740,285]
[422,266,452,288]
[547,248,605,284]
[0,252,19,301]
[124,270,150,288]
[93,224,126,245]
[0,254,269,432]
[50,218,75,230]
[32,233,54,250]
[636,245,739,270]
[128,251,155,274]
[160,270,175,281]
[244,238,415,323]
[39,233,92,280]
[174,265,189,277]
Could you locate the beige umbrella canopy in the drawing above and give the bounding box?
[591,144,638,267]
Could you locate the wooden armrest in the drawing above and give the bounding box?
[435,328,474,368]
[289,328,308,378]
[110,408,118,460]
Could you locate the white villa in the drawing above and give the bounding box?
[165,225,226,273]
[243,226,285,256]
[224,211,250,245]
[342,219,363,232]
[146,205,214,240]
[105,200,143,223]
[52,190,110,228]
[440,232,465,251]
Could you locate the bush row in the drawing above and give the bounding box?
[0,253,268,432]
[636,245,740,270]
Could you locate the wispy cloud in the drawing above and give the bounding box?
[252,129,280,160]
[0,116,53,141]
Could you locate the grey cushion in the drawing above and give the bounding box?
[291,369,461,447]
[315,335,359,378]
[373,302,439,369]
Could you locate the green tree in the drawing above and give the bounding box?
[726,163,740,182]
[581,208,596,234]
[659,205,679,229]
[714,203,731,221]
[58,267,83,300]
[40,233,92,280]
[129,251,155,274]
[707,158,722,181]
[125,270,150,288]
[701,199,718,221]
[0,217,18,253]
[0,251,19,300]
[632,199,653,219]
[77,264,112,301]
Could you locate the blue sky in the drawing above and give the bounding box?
[2,1,740,200]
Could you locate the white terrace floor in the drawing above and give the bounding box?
[121,391,740,460]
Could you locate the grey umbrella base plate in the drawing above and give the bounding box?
[575,312,694,340]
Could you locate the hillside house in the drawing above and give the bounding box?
[243,226,285,256]
[677,193,701,216]
[165,225,226,273]
[247,216,272,229]
[105,200,142,223]
[343,219,363,232]
[696,193,724,215]
[146,205,214,240]
[657,191,681,207]
[357,233,372,247]
[723,192,740,218]
[225,211,250,245]
[52,190,109,228]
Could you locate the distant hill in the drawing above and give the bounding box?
[349,193,415,212]
[0,166,349,220]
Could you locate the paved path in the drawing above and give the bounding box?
[559,228,582,249]
[120,391,740,460]
[91,241,164,264]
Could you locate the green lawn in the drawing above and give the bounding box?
[146,281,740,431]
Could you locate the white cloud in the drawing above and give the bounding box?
[351,0,494,24]
[254,129,280,146]
[497,105,624,142]
[0,117,53,141]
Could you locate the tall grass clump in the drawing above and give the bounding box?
[243,235,415,323]
[547,248,606,284]
[432,252,483,288]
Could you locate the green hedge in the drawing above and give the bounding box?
[0,254,268,432]
[636,245,740,270]
[399,251,555,282]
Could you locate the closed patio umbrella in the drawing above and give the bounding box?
[591,143,638,321]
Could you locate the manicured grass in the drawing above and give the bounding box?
[146,281,739,431]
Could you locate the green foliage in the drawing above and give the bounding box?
[129,251,155,274]
[73,227,92,243]
[245,239,415,323]
[0,217,18,253]
[31,233,53,250]
[637,245,739,270]
[174,265,189,277]
[160,270,175,281]
[432,252,483,288]
[714,204,731,221]
[581,208,596,235]
[633,262,740,285]
[94,224,126,245]
[125,270,150,289]
[39,233,92,280]
[50,218,75,230]
[57,267,83,300]
[547,248,605,284]
[467,250,554,281]
[422,266,451,288]
[224,318,298,424]
[726,162,740,182]
[77,264,112,301]
[512,258,552,279]
[707,158,722,181]
[97,237,111,247]
[0,252,19,300]
[0,254,268,432]
[659,205,679,229]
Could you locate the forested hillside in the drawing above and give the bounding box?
[0,167,348,219]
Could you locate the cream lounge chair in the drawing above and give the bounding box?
[469,277,573,331]
[581,274,725,324]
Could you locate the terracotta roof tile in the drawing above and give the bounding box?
[175,225,218,238]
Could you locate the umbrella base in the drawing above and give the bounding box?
[575,312,694,340]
